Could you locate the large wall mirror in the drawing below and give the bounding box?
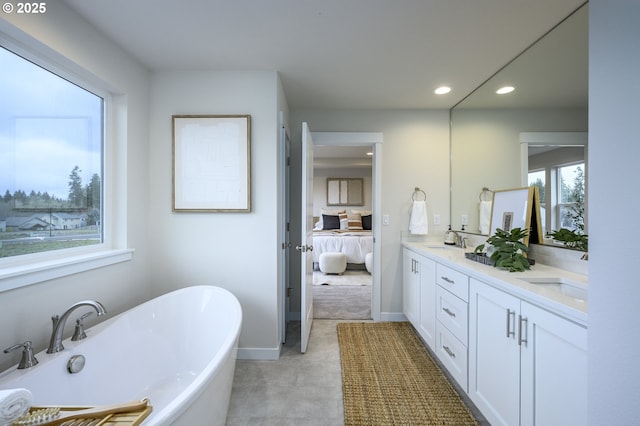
[450,2,588,251]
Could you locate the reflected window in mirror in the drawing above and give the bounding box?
[528,150,585,235]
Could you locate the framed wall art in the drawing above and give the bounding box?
[172,115,251,212]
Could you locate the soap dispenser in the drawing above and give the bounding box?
[444,225,457,245]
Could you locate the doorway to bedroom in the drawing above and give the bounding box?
[312,144,373,320]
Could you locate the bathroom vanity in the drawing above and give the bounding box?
[402,242,587,426]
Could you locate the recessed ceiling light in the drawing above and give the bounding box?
[496,86,515,95]
[434,86,452,95]
[366,152,373,156]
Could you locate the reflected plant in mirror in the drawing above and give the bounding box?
[549,228,588,252]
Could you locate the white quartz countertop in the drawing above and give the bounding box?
[402,241,588,327]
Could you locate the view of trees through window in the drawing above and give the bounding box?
[529,163,585,234]
[0,46,104,259]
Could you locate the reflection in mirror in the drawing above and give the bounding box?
[522,132,587,237]
[450,3,588,249]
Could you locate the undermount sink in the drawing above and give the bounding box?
[518,277,588,302]
[423,244,457,249]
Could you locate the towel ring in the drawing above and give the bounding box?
[412,187,427,201]
[479,187,493,202]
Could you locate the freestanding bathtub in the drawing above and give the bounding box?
[0,285,242,425]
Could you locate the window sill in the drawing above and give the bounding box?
[0,249,134,293]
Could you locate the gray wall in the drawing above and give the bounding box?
[588,1,640,424]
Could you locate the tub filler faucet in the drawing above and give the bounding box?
[47,300,106,354]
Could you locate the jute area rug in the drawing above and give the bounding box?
[337,322,478,426]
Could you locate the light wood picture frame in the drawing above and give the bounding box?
[172,115,251,212]
[488,186,543,246]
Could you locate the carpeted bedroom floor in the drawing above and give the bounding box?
[313,270,371,320]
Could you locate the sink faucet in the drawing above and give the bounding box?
[47,300,106,353]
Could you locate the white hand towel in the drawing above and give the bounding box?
[479,200,492,235]
[0,388,32,425]
[409,201,429,235]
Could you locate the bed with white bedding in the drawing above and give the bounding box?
[312,229,373,264]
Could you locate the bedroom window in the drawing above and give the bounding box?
[0,45,104,260]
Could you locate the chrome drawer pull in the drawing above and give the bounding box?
[442,307,456,318]
[518,315,528,346]
[506,309,516,338]
[441,276,455,284]
[443,345,456,358]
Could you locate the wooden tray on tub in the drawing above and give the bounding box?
[20,399,152,425]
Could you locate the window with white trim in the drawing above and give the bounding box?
[528,159,586,234]
[0,45,104,259]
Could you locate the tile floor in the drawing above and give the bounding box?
[226,320,488,426]
[226,320,346,425]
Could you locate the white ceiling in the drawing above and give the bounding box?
[63,0,586,110]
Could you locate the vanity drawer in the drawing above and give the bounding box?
[436,323,468,391]
[436,286,468,343]
[436,263,469,301]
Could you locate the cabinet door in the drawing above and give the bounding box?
[469,278,521,426]
[418,255,436,350]
[520,301,587,426]
[402,248,420,326]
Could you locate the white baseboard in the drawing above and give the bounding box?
[380,312,407,322]
[237,346,282,360]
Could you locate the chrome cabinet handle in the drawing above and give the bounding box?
[295,244,313,252]
[443,345,456,358]
[441,276,454,284]
[506,309,516,338]
[518,315,528,346]
[443,307,456,318]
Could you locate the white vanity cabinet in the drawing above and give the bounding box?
[434,263,470,391]
[402,248,436,350]
[469,278,587,426]
[402,248,421,326]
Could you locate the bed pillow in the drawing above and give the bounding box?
[322,214,341,230]
[339,212,349,230]
[347,213,363,230]
[317,209,345,229]
[361,214,372,230]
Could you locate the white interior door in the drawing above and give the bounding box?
[279,123,291,344]
[298,122,314,353]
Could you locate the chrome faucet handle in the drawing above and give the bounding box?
[4,340,39,369]
[460,237,468,248]
[71,312,94,341]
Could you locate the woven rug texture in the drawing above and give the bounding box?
[337,322,478,426]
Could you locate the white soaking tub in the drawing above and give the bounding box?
[0,285,242,425]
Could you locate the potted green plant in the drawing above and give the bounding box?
[474,227,531,272]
